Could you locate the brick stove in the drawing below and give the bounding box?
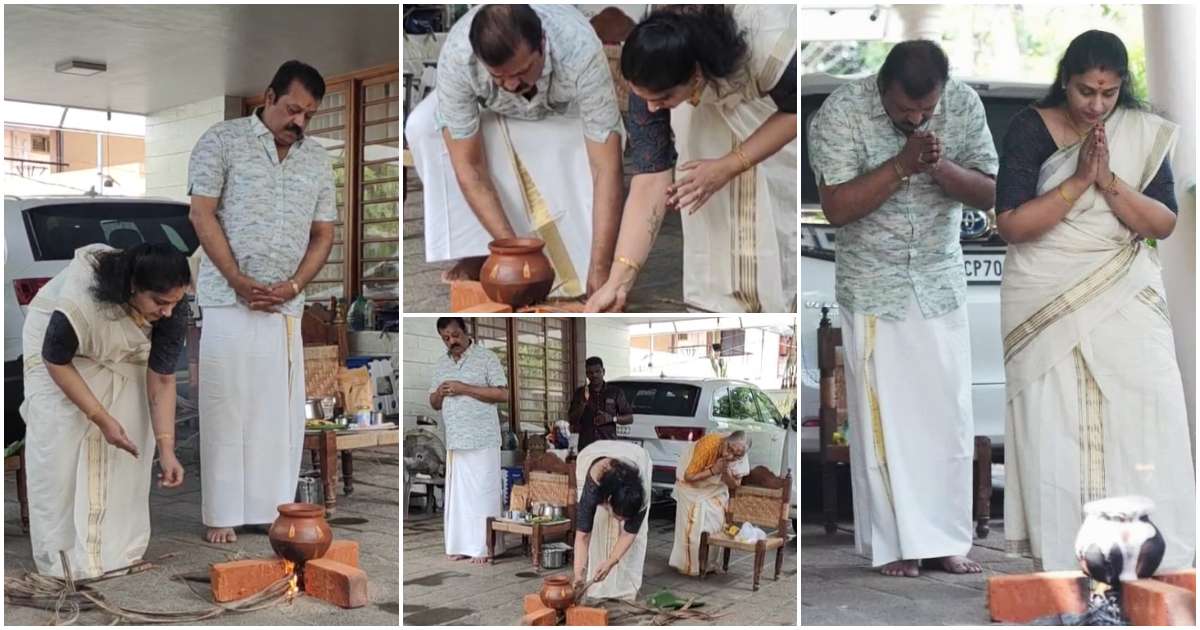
[520,593,609,626]
[987,568,1195,625]
[450,280,587,313]
[210,539,367,608]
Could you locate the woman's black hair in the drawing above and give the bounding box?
[597,459,645,521]
[620,5,748,93]
[1036,30,1144,110]
[90,243,191,306]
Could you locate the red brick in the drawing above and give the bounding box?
[321,540,360,568]
[520,609,556,625]
[1152,568,1197,593]
[459,302,514,313]
[566,604,609,626]
[986,571,1088,623]
[210,558,290,603]
[450,281,491,312]
[304,558,368,609]
[1123,578,1196,626]
[524,593,551,614]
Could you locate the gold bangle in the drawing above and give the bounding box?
[1103,173,1119,195]
[892,158,908,182]
[155,433,173,442]
[289,279,301,297]
[732,145,752,172]
[615,256,641,273]
[1057,183,1077,205]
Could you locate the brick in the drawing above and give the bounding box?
[1152,568,1196,593]
[524,593,551,614]
[459,302,514,313]
[321,540,360,568]
[304,558,368,609]
[986,571,1088,623]
[1123,578,1196,626]
[566,604,609,626]
[210,558,290,603]
[520,609,556,625]
[450,281,490,312]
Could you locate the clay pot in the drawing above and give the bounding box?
[539,574,575,612]
[1074,496,1164,585]
[480,238,555,307]
[269,502,333,564]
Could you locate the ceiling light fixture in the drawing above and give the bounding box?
[55,59,107,76]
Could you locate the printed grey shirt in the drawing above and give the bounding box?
[429,341,507,451]
[809,76,999,320]
[187,108,337,318]
[435,4,621,143]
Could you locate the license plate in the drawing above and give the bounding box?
[615,424,631,437]
[964,254,1003,284]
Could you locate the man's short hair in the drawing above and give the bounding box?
[585,356,604,369]
[268,60,326,102]
[877,40,949,100]
[469,4,543,67]
[436,317,468,333]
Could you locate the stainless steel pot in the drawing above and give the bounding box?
[304,399,325,420]
[541,545,567,569]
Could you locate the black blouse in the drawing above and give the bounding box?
[42,300,190,376]
[575,462,647,535]
[995,107,1177,214]
[625,52,798,175]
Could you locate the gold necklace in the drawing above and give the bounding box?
[688,77,704,106]
[1064,108,1090,143]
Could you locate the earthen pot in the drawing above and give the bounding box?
[269,502,333,564]
[480,238,555,307]
[539,574,575,612]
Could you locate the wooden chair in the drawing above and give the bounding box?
[699,466,792,592]
[5,448,29,532]
[487,451,576,570]
[816,311,993,538]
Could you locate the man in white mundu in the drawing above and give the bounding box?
[809,41,999,577]
[188,61,337,543]
[429,317,509,564]
[404,4,624,296]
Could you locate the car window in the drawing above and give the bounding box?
[754,390,785,426]
[610,382,701,417]
[22,202,200,261]
[712,386,760,421]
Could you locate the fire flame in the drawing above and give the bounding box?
[284,560,299,597]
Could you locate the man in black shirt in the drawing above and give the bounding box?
[567,357,633,452]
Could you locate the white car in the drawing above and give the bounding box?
[5,194,199,441]
[800,74,1047,456]
[606,377,795,500]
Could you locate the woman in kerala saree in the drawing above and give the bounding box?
[585,4,797,313]
[996,30,1195,571]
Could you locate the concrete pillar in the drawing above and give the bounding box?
[1143,4,1197,447]
[892,4,946,42]
[145,95,242,201]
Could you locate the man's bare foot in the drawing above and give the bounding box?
[446,554,469,561]
[880,560,919,577]
[205,527,237,544]
[469,556,490,565]
[441,257,486,282]
[925,555,982,574]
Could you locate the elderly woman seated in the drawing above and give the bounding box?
[669,431,750,576]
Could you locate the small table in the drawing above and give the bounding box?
[304,424,400,514]
[486,517,572,571]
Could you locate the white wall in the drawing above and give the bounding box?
[584,318,631,378]
[630,328,785,390]
[145,95,242,200]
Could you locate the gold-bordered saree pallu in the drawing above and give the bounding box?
[670,4,797,313]
[1000,107,1195,571]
